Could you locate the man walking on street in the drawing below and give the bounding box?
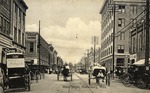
[106,71,110,86]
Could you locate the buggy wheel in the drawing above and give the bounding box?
[25,75,31,91]
[120,73,132,87]
[88,73,91,85]
[57,73,59,81]
[26,82,31,91]
[137,79,146,89]
[70,74,72,81]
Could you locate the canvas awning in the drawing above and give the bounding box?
[133,58,150,66]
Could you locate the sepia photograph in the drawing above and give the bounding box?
[0,0,150,93]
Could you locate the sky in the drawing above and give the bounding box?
[25,0,104,64]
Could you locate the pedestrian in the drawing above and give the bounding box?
[0,68,4,93]
[106,71,110,86]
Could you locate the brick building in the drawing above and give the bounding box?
[129,8,148,65]
[0,0,12,66]
[0,0,28,68]
[100,0,145,71]
[10,0,28,52]
[25,32,50,72]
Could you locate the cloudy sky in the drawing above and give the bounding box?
[25,0,104,64]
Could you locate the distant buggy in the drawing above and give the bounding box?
[57,65,72,81]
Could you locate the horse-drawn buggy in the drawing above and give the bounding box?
[57,64,72,81]
[117,59,150,88]
[88,63,106,85]
[1,53,31,92]
[127,61,150,88]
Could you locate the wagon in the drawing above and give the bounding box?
[88,64,106,85]
[57,65,72,81]
[2,53,31,92]
[128,64,150,88]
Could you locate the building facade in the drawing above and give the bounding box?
[0,0,12,66]
[100,0,145,71]
[0,0,28,68]
[129,8,147,65]
[52,50,57,72]
[57,56,63,68]
[10,0,28,52]
[25,32,50,72]
[48,44,54,72]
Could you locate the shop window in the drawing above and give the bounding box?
[116,58,124,66]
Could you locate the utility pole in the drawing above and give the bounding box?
[145,0,149,71]
[93,36,98,63]
[112,3,116,78]
[94,36,96,63]
[38,20,41,79]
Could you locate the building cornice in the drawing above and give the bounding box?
[20,0,28,9]
[99,0,108,14]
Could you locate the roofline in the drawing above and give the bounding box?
[25,31,38,34]
[99,0,107,14]
[20,0,28,9]
[99,0,146,14]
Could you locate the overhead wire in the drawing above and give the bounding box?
[114,9,146,38]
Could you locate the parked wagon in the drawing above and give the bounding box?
[2,53,31,92]
[118,59,150,89]
[57,65,72,81]
[128,64,150,88]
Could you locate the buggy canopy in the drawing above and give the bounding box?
[91,65,106,71]
[133,58,150,66]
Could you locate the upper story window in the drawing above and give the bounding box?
[29,42,34,53]
[117,45,124,53]
[22,33,24,46]
[18,30,21,44]
[118,5,125,13]
[0,16,2,32]
[14,27,17,42]
[131,5,137,14]
[132,37,136,53]
[0,16,10,35]
[15,4,18,21]
[19,9,22,25]
[118,18,125,27]
[23,14,25,26]
[1,0,10,11]
[120,32,125,40]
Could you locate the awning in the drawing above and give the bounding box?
[133,59,150,66]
